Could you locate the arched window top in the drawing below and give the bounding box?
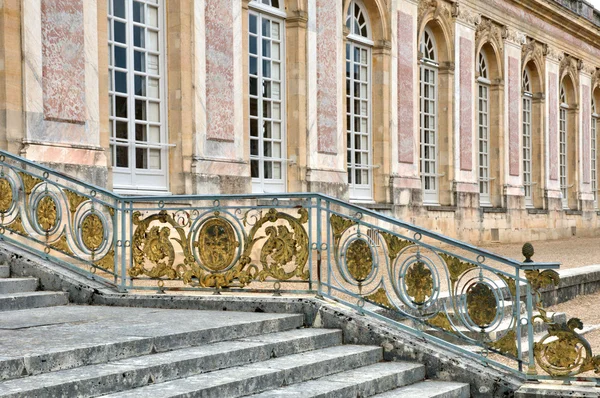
[593,97,598,116]
[346,0,370,39]
[478,52,488,80]
[259,0,281,8]
[420,28,436,62]
[523,69,531,93]
[560,84,567,105]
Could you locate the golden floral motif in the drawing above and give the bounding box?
[365,287,394,310]
[81,213,104,252]
[7,215,26,235]
[18,173,42,196]
[51,235,73,256]
[525,269,560,292]
[36,196,57,232]
[466,282,497,328]
[427,313,454,332]
[345,239,373,282]
[196,218,238,272]
[0,178,13,213]
[380,232,412,262]
[405,261,433,305]
[330,214,356,245]
[64,189,88,217]
[491,329,518,358]
[439,253,476,287]
[95,250,115,272]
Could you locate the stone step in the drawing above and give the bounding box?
[247,361,426,397]
[98,345,383,398]
[0,328,348,398]
[0,277,38,294]
[0,307,307,382]
[372,380,470,398]
[0,264,9,278]
[0,291,68,312]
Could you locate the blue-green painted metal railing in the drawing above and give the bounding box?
[1,148,598,382]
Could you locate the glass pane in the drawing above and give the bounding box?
[249,15,258,34]
[149,125,160,142]
[115,96,127,118]
[271,22,280,40]
[114,21,126,44]
[149,149,161,169]
[136,148,147,169]
[113,0,125,19]
[116,146,128,167]
[251,160,259,178]
[273,162,281,179]
[148,102,160,123]
[134,51,145,72]
[115,71,127,93]
[148,30,159,51]
[116,121,128,139]
[148,78,159,98]
[115,46,126,68]
[135,124,146,141]
[135,75,146,96]
[272,122,281,139]
[135,100,146,120]
[133,1,144,23]
[148,54,159,74]
[134,26,145,48]
[148,6,158,28]
[250,119,259,137]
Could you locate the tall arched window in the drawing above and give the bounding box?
[522,69,533,207]
[419,28,438,205]
[477,52,491,206]
[345,0,372,200]
[559,83,569,209]
[249,0,286,193]
[109,0,168,192]
[593,96,598,208]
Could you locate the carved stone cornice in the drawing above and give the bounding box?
[592,69,600,90]
[559,55,581,88]
[580,62,596,76]
[418,0,454,29]
[545,45,564,63]
[502,26,526,46]
[521,39,546,78]
[476,18,503,56]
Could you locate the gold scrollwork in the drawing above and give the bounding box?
[466,282,497,328]
[18,173,42,196]
[0,177,13,213]
[380,232,413,262]
[95,249,115,272]
[439,253,476,287]
[427,313,454,332]
[490,329,518,358]
[330,214,356,245]
[196,217,239,272]
[81,213,104,252]
[36,196,58,232]
[64,189,88,217]
[6,215,26,235]
[365,287,394,310]
[345,239,373,282]
[405,261,433,305]
[51,235,74,256]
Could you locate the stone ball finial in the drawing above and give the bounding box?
[522,243,534,263]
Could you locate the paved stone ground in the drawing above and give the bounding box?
[480,236,600,269]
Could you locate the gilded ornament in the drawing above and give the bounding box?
[63,189,88,217]
[36,196,58,232]
[365,287,394,310]
[345,239,373,282]
[525,269,559,291]
[405,261,433,305]
[7,215,26,235]
[81,213,104,252]
[491,329,518,358]
[330,214,356,245]
[18,173,42,196]
[466,282,497,328]
[196,217,238,272]
[427,313,453,332]
[497,273,517,297]
[51,235,73,256]
[439,253,476,286]
[0,178,13,213]
[95,249,115,272]
[380,232,412,261]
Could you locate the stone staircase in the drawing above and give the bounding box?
[0,261,469,398]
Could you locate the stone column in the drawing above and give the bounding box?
[390,0,421,207]
[579,62,595,208]
[20,0,106,186]
[544,46,563,209]
[502,27,526,206]
[192,0,249,194]
[452,6,480,206]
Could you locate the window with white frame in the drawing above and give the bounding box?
[477,52,491,206]
[593,97,598,208]
[419,28,438,205]
[345,0,372,200]
[559,84,569,209]
[109,0,168,192]
[249,1,286,193]
[522,69,533,207]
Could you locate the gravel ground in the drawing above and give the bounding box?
[548,291,600,353]
[479,236,600,270]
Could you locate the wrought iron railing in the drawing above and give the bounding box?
[0,149,598,382]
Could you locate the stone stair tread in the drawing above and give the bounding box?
[0,329,347,397]
[0,265,9,278]
[371,380,470,398]
[247,361,426,397]
[0,290,68,312]
[0,277,38,294]
[94,345,383,398]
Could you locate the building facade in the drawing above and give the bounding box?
[1,0,600,243]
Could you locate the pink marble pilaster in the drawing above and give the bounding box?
[549,72,558,181]
[583,87,591,184]
[206,0,235,142]
[459,37,473,171]
[508,57,520,176]
[41,0,86,123]
[397,11,414,164]
[316,0,338,154]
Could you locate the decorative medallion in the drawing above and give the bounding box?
[81,213,104,252]
[405,261,433,305]
[36,196,57,232]
[466,282,497,328]
[346,239,373,282]
[197,218,238,272]
[0,178,12,213]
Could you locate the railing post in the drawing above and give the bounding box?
[119,199,127,292]
[523,243,538,377]
[315,197,323,299]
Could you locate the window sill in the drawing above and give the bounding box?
[565,210,583,216]
[527,208,549,215]
[482,207,507,214]
[362,203,394,211]
[426,205,457,212]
